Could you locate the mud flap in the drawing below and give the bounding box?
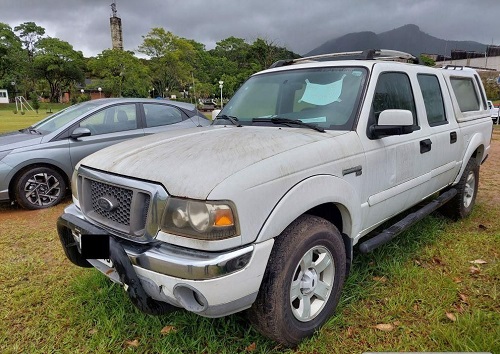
[109,237,176,315]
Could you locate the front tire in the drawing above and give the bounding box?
[14,166,67,209]
[248,215,346,347]
[441,157,479,220]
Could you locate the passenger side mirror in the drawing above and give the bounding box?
[71,127,92,139]
[369,109,418,138]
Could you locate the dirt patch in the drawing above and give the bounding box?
[477,128,500,208]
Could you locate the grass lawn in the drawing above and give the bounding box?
[0,103,69,133]
[0,124,498,353]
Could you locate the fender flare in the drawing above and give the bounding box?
[453,132,486,185]
[255,174,360,243]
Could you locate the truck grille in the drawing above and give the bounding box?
[90,180,134,226]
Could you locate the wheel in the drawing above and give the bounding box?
[441,157,479,220]
[14,166,67,209]
[248,215,346,347]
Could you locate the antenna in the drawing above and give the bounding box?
[111,1,117,17]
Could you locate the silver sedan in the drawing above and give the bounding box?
[0,98,210,209]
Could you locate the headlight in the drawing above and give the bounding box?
[161,197,239,240]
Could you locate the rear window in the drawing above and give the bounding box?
[450,77,480,112]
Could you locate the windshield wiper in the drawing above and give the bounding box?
[214,114,242,127]
[252,117,325,132]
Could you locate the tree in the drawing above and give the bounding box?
[14,22,45,60]
[419,55,436,67]
[33,37,85,102]
[87,49,150,97]
[138,28,199,96]
[0,23,25,93]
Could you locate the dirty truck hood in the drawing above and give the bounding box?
[80,126,346,199]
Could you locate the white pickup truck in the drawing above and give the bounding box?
[487,100,499,124]
[58,50,492,347]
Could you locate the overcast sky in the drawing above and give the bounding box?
[2,0,499,57]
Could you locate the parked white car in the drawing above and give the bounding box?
[487,100,499,124]
[58,50,492,347]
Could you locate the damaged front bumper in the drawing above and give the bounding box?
[57,204,273,317]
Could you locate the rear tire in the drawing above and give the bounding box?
[14,166,67,209]
[441,158,479,220]
[248,215,346,347]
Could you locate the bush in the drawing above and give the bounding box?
[13,110,17,114]
[20,111,25,115]
[30,92,41,113]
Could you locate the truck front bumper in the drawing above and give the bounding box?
[57,204,274,317]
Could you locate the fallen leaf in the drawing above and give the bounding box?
[374,323,394,332]
[414,259,422,266]
[458,293,468,303]
[393,321,401,326]
[478,224,487,231]
[469,259,487,264]
[160,325,177,335]
[469,266,481,274]
[125,339,139,348]
[446,312,457,322]
[346,326,354,337]
[88,329,98,335]
[246,342,256,352]
[373,276,387,283]
[453,277,462,283]
[105,269,115,276]
[454,303,465,313]
[432,256,443,265]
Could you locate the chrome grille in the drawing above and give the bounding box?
[90,180,133,226]
[77,166,168,243]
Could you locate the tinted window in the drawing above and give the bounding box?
[373,72,417,124]
[144,104,183,127]
[79,104,137,135]
[450,77,480,112]
[417,74,446,126]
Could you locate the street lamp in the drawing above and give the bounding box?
[219,80,224,109]
[98,87,102,98]
[151,87,155,98]
[80,89,84,94]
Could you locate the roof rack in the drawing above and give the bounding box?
[269,49,419,68]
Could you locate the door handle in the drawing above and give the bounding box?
[420,139,432,154]
[450,131,457,144]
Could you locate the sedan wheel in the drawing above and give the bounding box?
[15,167,67,209]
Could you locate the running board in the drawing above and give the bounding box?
[358,188,457,253]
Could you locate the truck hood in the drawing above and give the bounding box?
[80,126,348,199]
[0,130,43,152]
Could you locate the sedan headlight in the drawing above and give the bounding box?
[161,197,239,240]
[71,169,79,200]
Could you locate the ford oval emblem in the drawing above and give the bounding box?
[97,196,118,212]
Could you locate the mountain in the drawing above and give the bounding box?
[305,24,487,57]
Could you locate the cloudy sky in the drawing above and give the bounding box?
[2,0,499,57]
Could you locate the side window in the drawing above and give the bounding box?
[372,72,417,124]
[450,77,480,112]
[79,104,137,135]
[144,104,183,127]
[417,74,447,126]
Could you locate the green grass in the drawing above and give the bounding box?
[0,103,69,133]
[0,121,498,353]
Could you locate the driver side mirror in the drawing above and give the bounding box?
[369,109,419,138]
[70,127,92,139]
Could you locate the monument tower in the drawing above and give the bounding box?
[110,1,123,50]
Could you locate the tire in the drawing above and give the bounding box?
[248,215,346,347]
[14,166,67,209]
[441,158,479,220]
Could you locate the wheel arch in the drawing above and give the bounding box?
[9,162,71,200]
[256,175,360,273]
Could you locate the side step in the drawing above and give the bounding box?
[358,189,457,253]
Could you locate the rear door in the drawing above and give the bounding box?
[68,103,144,169]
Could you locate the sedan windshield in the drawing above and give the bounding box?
[219,66,367,131]
[31,100,103,134]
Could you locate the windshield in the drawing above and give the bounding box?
[31,100,104,134]
[219,66,367,131]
